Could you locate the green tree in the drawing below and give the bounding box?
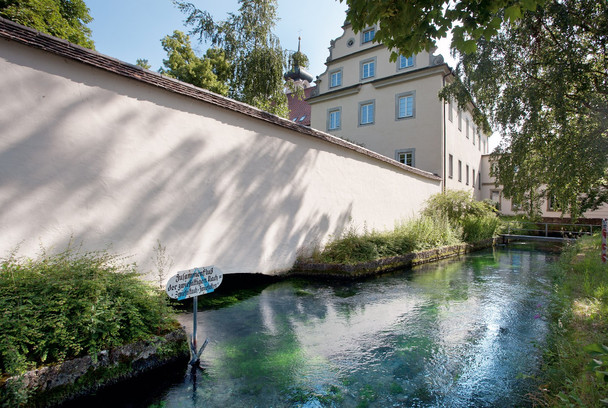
[441,0,608,218]
[136,58,151,70]
[341,0,542,59]
[159,30,230,96]
[0,0,94,48]
[175,0,288,117]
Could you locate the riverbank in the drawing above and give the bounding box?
[3,329,188,408]
[290,239,496,279]
[0,247,187,407]
[535,234,608,406]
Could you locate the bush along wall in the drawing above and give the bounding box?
[0,247,188,407]
[294,191,502,276]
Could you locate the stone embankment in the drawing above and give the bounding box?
[1,328,188,407]
[290,239,496,279]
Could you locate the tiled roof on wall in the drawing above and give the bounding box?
[0,17,440,181]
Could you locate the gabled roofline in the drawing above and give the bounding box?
[0,17,441,182]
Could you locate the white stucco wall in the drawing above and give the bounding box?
[0,37,441,278]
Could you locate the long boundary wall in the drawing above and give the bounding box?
[0,19,441,277]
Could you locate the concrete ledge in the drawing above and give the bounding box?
[290,239,496,279]
[2,327,189,407]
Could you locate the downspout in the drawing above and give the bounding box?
[441,70,449,193]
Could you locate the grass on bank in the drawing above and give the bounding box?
[306,191,502,265]
[0,247,179,381]
[536,234,608,406]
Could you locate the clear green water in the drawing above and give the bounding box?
[65,245,558,407]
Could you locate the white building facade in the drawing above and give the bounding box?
[308,23,490,197]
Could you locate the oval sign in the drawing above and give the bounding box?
[165,265,223,300]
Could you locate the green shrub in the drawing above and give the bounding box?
[461,214,503,243]
[317,228,379,264]
[313,216,462,264]
[305,191,500,265]
[397,216,462,250]
[0,247,178,377]
[423,190,501,242]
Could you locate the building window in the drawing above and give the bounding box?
[329,69,342,88]
[472,126,476,144]
[458,110,462,131]
[448,100,453,122]
[398,55,414,70]
[396,149,415,167]
[359,100,375,125]
[396,92,415,119]
[466,164,470,185]
[547,194,561,211]
[472,169,476,187]
[458,160,462,182]
[512,200,522,212]
[478,132,481,151]
[478,173,481,189]
[448,154,453,178]
[490,190,501,210]
[362,27,375,44]
[361,59,376,79]
[465,118,470,139]
[327,108,341,130]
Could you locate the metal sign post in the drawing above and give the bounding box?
[166,266,223,366]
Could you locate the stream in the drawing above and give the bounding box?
[63,244,559,407]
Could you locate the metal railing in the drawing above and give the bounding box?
[504,221,599,239]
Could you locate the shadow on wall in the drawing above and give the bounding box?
[0,46,354,277]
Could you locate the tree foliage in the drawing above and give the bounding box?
[136,58,151,70]
[0,0,94,48]
[159,30,230,96]
[174,0,288,116]
[442,0,608,218]
[342,0,542,59]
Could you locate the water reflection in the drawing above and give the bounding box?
[62,246,558,407]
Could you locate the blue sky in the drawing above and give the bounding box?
[87,0,455,79]
[87,0,349,78]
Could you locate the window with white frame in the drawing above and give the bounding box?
[396,92,415,119]
[448,100,453,122]
[361,59,376,79]
[465,118,470,138]
[329,69,342,88]
[478,132,481,150]
[398,55,414,69]
[359,101,375,125]
[458,110,462,131]
[448,154,454,178]
[466,164,470,185]
[458,160,462,182]
[472,168,476,187]
[362,27,375,43]
[478,173,481,189]
[472,126,476,144]
[328,108,341,130]
[396,149,415,167]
